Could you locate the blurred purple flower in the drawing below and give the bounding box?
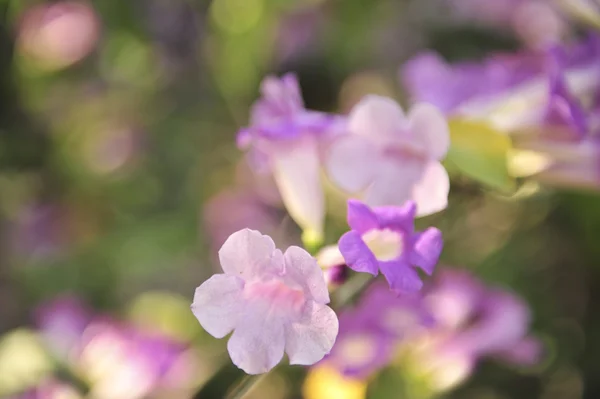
[338,200,443,293]
[76,319,194,398]
[326,281,432,378]
[413,270,543,390]
[401,36,600,134]
[325,95,450,216]
[35,295,91,360]
[238,73,343,238]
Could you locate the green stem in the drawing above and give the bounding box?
[225,373,268,399]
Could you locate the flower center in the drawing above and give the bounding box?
[337,334,378,368]
[244,280,306,315]
[361,229,404,261]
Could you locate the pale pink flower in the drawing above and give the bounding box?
[191,229,339,374]
[325,95,450,216]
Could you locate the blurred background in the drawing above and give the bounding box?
[0,0,599,398]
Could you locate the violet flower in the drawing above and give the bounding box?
[401,36,600,133]
[338,200,443,293]
[325,95,450,216]
[238,74,341,240]
[412,270,543,391]
[35,295,91,361]
[191,228,339,374]
[326,281,432,379]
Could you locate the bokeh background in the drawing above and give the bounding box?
[0,0,599,398]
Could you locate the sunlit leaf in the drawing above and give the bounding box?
[446,119,516,193]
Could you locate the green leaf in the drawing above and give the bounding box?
[446,119,516,193]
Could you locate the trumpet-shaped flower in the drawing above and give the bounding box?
[325,95,450,216]
[338,200,443,293]
[238,74,341,239]
[326,281,432,378]
[191,228,339,374]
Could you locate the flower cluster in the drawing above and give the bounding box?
[10,296,199,399]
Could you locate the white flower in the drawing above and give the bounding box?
[192,229,339,374]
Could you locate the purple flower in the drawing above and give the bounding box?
[326,282,431,378]
[325,95,450,216]
[35,295,91,360]
[411,270,543,390]
[401,36,600,134]
[338,200,443,293]
[238,74,342,238]
[75,319,194,399]
[191,228,338,374]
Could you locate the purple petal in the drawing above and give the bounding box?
[543,58,588,139]
[410,227,443,275]
[379,260,423,293]
[338,231,379,276]
[346,199,379,234]
[372,201,417,232]
[285,301,339,365]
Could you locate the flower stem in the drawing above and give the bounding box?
[225,373,268,399]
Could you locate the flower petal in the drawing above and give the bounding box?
[338,231,379,275]
[271,140,324,237]
[379,260,423,293]
[325,135,379,193]
[285,301,339,365]
[408,103,450,160]
[191,274,245,338]
[347,199,379,234]
[348,95,407,140]
[372,201,417,232]
[410,227,443,275]
[364,157,423,207]
[218,229,280,278]
[283,246,330,304]
[227,313,285,374]
[411,161,450,217]
[495,336,543,365]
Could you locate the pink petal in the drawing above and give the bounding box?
[271,140,324,236]
[325,135,379,193]
[411,161,450,217]
[285,301,339,365]
[348,95,408,140]
[227,313,285,374]
[191,274,245,338]
[364,157,423,207]
[218,229,281,278]
[408,103,450,160]
[283,246,330,304]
